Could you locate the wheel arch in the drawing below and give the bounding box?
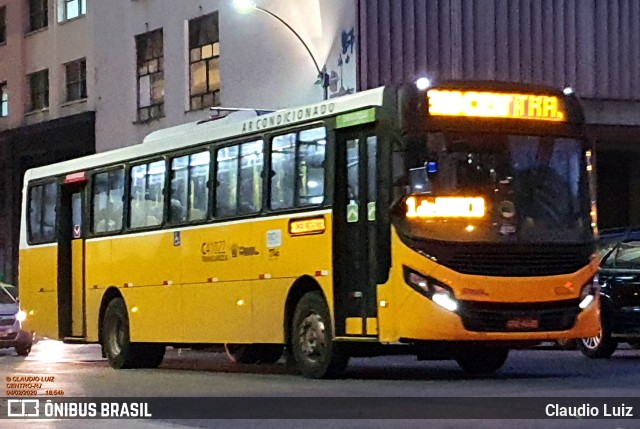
[283,275,326,347]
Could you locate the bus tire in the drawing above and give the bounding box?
[225,344,283,364]
[102,297,137,369]
[578,327,618,359]
[455,348,509,374]
[290,291,348,379]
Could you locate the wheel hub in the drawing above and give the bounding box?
[582,330,602,349]
[107,317,124,355]
[298,313,326,361]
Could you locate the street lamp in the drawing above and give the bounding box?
[232,0,330,100]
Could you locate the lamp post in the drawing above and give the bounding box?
[232,0,330,100]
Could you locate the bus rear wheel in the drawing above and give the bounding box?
[225,343,283,364]
[455,348,509,374]
[102,297,165,369]
[290,291,348,379]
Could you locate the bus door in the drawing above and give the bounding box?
[57,173,88,339]
[333,127,379,337]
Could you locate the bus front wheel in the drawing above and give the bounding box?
[290,291,349,379]
[102,297,165,369]
[455,348,509,374]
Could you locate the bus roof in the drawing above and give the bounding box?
[23,87,386,182]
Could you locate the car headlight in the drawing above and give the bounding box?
[404,267,459,312]
[16,310,27,322]
[579,275,599,309]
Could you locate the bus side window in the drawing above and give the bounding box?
[270,127,326,210]
[170,155,189,223]
[297,127,326,206]
[129,161,165,228]
[92,169,124,233]
[216,145,239,217]
[238,140,264,214]
[170,151,211,223]
[108,170,125,230]
[270,133,296,209]
[27,182,58,243]
[188,151,210,221]
[28,185,45,242]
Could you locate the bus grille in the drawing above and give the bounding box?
[0,317,15,326]
[404,238,594,277]
[458,300,580,332]
[444,250,589,276]
[0,332,18,340]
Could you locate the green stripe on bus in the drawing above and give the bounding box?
[336,108,376,128]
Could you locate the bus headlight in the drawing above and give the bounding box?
[579,275,599,310]
[432,291,459,312]
[16,310,27,322]
[404,267,459,312]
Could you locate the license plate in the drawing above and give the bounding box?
[506,317,539,330]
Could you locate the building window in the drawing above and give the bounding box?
[0,82,8,117]
[0,6,6,44]
[58,0,86,22]
[28,69,49,111]
[28,0,48,32]
[65,58,87,102]
[136,29,164,122]
[188,12,220,111]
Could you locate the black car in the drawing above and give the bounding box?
[578,229,640,358]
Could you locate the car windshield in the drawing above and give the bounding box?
[0,286,16,304]
[605,241,640,268]
[394,132,593,244]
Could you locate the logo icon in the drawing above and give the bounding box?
[8,399,40,417]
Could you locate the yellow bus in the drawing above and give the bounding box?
[19,80,600,378]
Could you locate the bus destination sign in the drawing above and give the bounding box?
[427,89,566,122]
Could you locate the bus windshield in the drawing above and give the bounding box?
[395,132,593,244]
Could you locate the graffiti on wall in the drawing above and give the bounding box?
[328,27,356,98]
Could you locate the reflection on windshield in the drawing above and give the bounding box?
[396,132,593,243]
[607,241,640,268]
[0,287,16,305]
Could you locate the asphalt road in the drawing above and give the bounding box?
[0,339,639,429]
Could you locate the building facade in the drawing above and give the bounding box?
[0,0,96,284]
[357,0,640,229]
[90,0,356,152]
[0,0,357,283]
